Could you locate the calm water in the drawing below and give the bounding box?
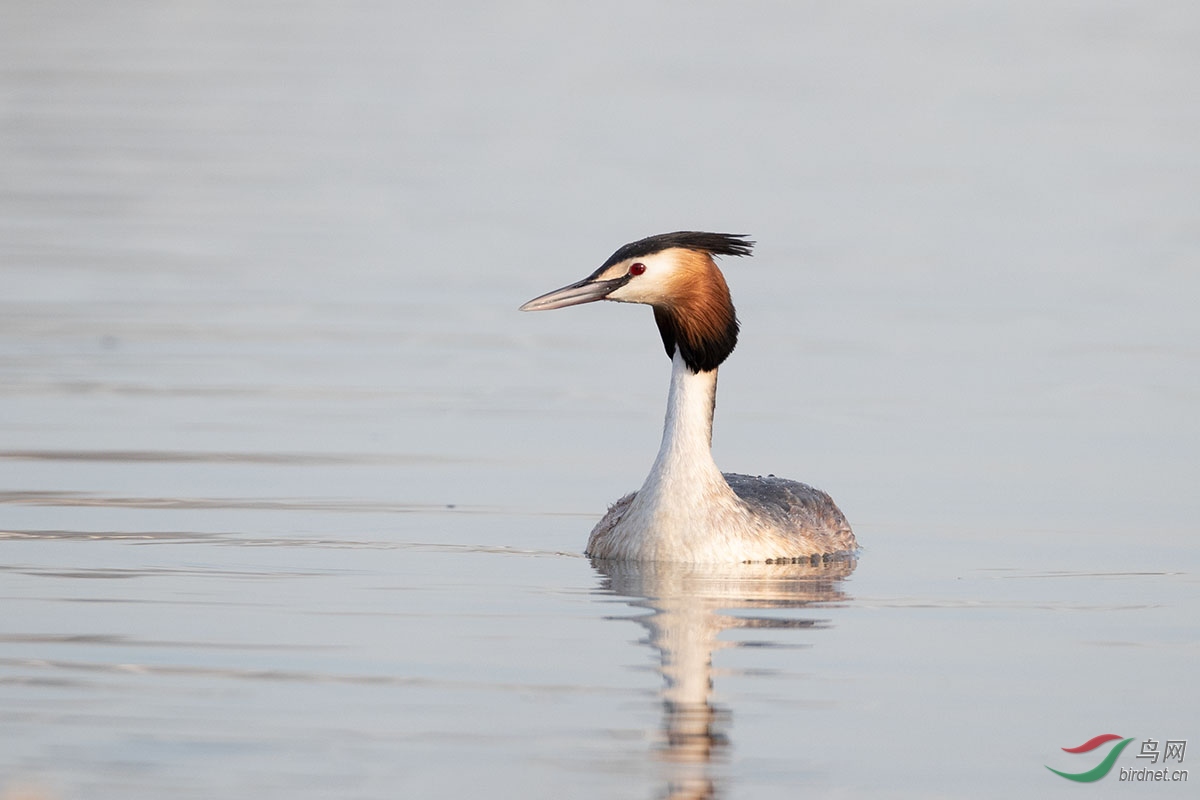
[2,2,1198,798]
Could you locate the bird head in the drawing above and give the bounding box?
[520,231,753,373]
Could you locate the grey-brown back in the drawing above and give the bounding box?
[723,472,856,553]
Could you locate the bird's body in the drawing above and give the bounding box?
[521,232,856,563]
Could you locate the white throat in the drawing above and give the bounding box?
[613,351,745,559]
[650,351,724,485]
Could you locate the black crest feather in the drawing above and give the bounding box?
[598,231,754,271]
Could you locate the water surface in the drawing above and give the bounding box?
[2,2,1198,798]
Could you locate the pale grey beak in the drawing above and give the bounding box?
[519,275,630,311]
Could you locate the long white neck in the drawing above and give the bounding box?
[613,351,744,560]
[648,351,724,485]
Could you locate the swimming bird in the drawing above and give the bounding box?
[520,232,856,563]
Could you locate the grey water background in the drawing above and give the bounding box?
[1,2,1197,798]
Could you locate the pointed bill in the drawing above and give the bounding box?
[519,275,630,311]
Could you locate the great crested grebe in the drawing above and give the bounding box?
[520,231,856,563]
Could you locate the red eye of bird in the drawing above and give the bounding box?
[629,262,646,276]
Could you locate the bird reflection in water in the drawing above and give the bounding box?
[592,556,856,800]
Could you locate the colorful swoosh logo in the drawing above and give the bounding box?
[1046,734,1134,782]
[1061,733,1124,754]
